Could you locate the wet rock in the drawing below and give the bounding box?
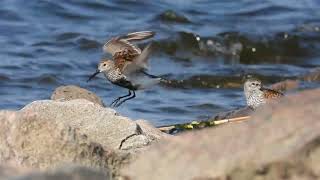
[158,10,190,23]
[51,85,104,106]
[296,23,320,33]
[265,68,320,93]
[302,67,320,82]
[123,89,320,180]
[0,165,110,180]
[0,99,168,177]
[270,79,300,92]
[198,36,243,56]
[77,38,101,50]
[37,74,59,85]
[210,106,253,120]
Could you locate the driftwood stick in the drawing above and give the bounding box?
[157,125,175,132]
[213,116,250,125]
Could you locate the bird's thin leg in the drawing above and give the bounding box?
[110,90,131,107]
[114,91,136,107]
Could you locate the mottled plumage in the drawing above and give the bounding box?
[88,31,160,107]
[244,78,283,109]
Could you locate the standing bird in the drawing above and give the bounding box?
[87,31,161,107]
[244,78,284,109]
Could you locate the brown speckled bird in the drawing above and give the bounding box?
[244,78,283,109]
[87,31,161,107]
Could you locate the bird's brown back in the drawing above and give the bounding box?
[113,49,138,73]
[262,88,284,99]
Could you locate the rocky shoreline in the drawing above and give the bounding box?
[1,68,320,180]
[0,98,168,179]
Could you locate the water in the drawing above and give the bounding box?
[0,0,320,126]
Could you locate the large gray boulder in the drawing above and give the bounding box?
[0,99,168,177]
[123,88,320,180]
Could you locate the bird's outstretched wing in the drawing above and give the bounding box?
[114,43,153,75]
[103,31,155,56]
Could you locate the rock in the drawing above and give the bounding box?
[123,89,320,180]
[0,165,110,180]
[270,79,300,92]
[51,85,104,107]
[210,106,253,120]
[136,120,168,140]
[0,165,33,179]
[0,99,168,177]
[158,10,190,23]
[265,68,320,94]
[267,68,320,93]
[302,68,320,82]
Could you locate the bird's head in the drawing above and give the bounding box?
[87,59,114,82]
[244,78,262,93]
[98,59,114,72]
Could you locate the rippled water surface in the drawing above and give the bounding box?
[1,0,320,126]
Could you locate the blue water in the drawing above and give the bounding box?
[0,0,320,126]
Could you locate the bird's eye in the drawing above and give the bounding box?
[103,64,106,66]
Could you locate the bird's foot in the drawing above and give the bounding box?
[110,98,121,107]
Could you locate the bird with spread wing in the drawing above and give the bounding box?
[87,31,161,107]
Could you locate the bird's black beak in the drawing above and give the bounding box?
[87,70,100,82]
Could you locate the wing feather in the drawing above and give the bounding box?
[103,31,155,56]
[122,43,153,76]
[120,31,155,41]
[103,38,141,56]
[262,88,284,99]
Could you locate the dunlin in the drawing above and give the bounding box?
[244,78,283,109]
[87,31,161,107]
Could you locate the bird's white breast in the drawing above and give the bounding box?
[247,90,266,109]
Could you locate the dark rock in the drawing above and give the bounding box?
[302,68,320,82]
[159,10,190,23]
[210,106,253,120]
[270,79,300,92]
